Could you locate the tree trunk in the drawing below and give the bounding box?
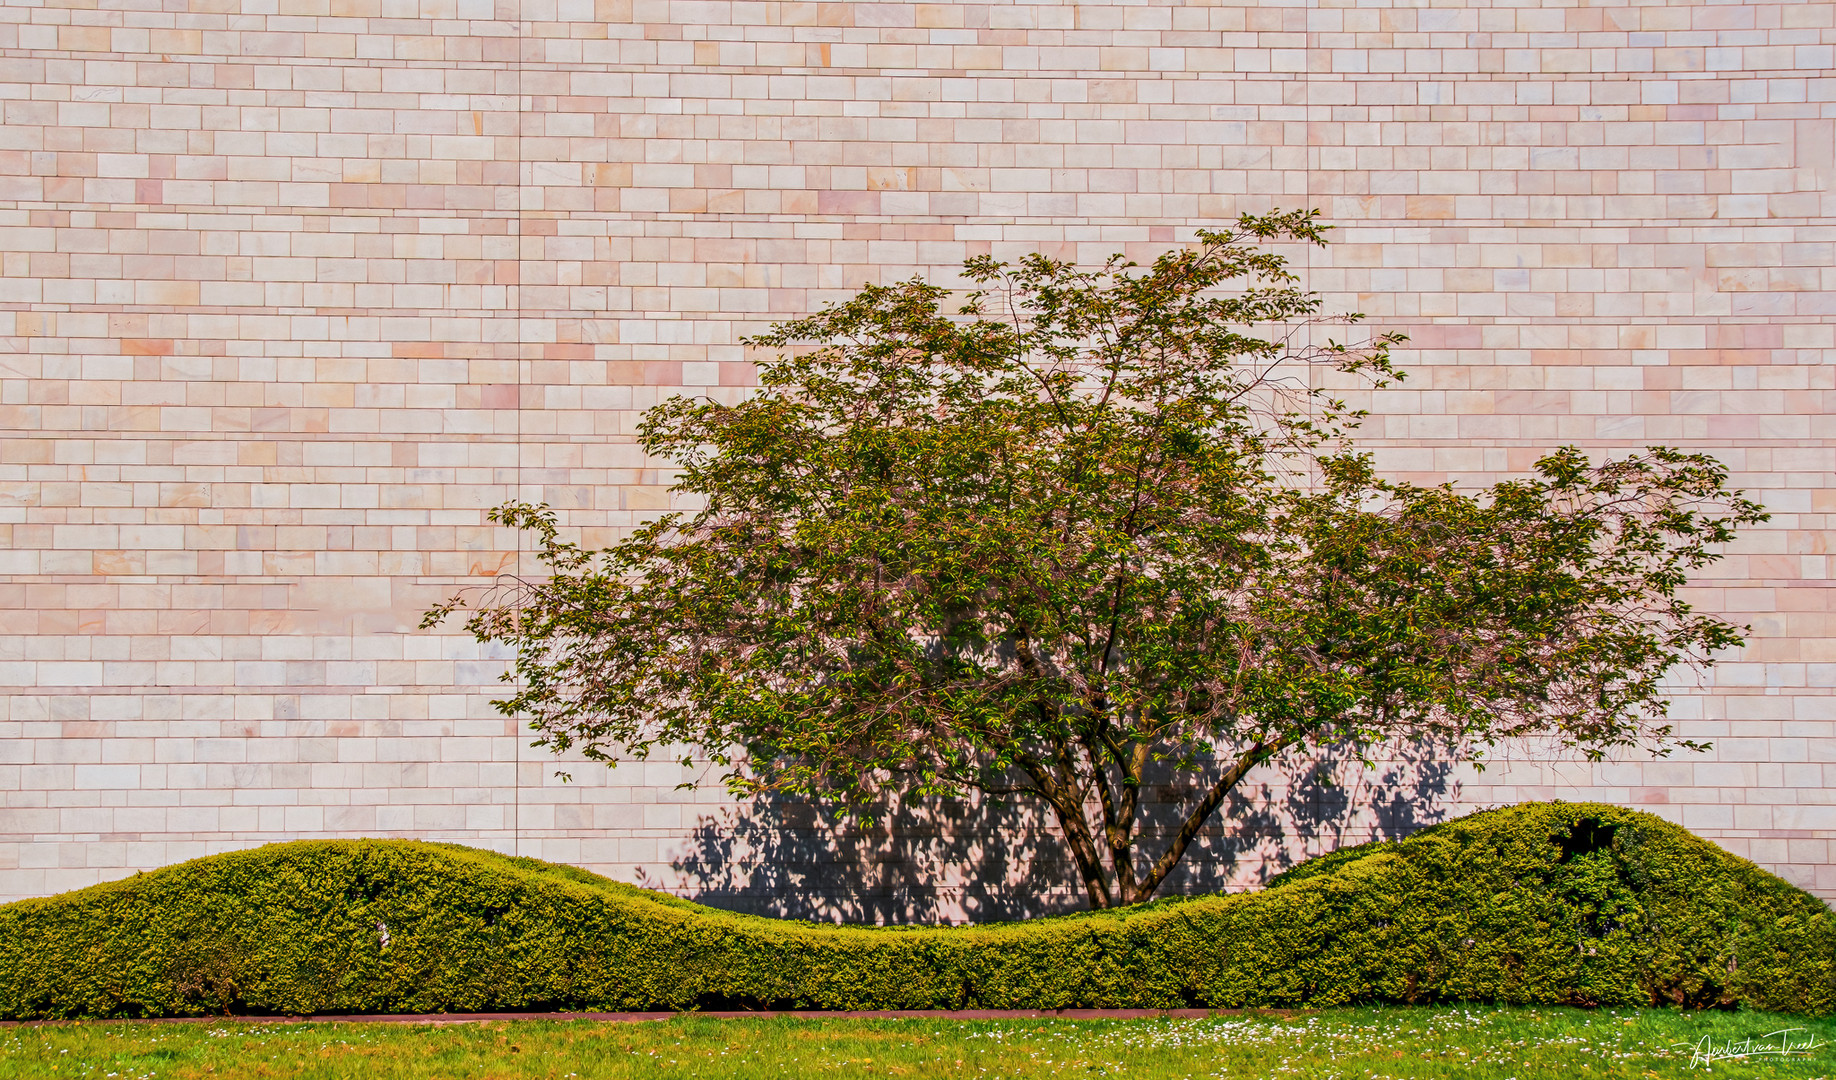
[1029,739,1283,909]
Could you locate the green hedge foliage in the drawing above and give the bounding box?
[2,801,1830,1019]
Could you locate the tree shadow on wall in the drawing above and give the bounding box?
[1154,738,1462,895]
[637,791,1083,925]
[642,741,1459,925]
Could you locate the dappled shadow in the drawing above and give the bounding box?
[1155,739,1461,893]
[639,791,1085,924]
[648,740,1459,924]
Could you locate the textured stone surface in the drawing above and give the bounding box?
[1,0,1832,914]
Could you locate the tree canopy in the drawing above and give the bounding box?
[426,211,1767,910]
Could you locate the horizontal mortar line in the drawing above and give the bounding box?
[576,215,1836,229]
[0,652,1739,665]
[529,313,1836,323]
[2,436,626,445]
[318,66,1836,83]
[2,435,618,443]
[0,199,530,210]
[1,197,530,207]
[6,573,504,583]
[7,303,1835,316]
[1290,439,1836,447]
[10,288,1835,301]
[4,572,1808,584]
[531,65,1826,77]
[15,191,1834,210]
[0,206,532,220]
[6,321,1829,332]
[0,56,530,71]
[20,62,1283,80]
[7,224,1833,243]
[10,203,1836,231]
[7,296,1833,312]
[20,55,1810,79]
[5,436,1833,448]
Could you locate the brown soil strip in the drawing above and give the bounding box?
[7,1007,1293,1027]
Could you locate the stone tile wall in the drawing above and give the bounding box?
[2,0,1832,914]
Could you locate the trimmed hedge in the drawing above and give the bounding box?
[1,801,1830,1019]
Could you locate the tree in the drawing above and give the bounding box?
[425,211,1767,911]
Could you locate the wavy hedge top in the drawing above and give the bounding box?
[2,801,1831,1019]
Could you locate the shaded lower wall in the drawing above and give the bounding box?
[2,688,1828,915]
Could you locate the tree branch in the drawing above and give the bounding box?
[1132,738,1288,904]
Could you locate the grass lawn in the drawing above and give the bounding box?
[4,1006,1832,1079]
